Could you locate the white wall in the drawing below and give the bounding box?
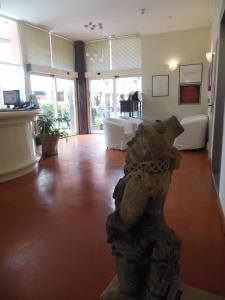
[142,27,210,121]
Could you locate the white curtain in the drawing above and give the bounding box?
[85,40,110,72]
[51,34,74,70]
[111,36,141,70]
[18,21,51,66]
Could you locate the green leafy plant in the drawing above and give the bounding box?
[37,115,69,139]
[40,103,55,119]
[57,102,71,121]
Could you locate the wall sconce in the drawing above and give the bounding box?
[206,52,213,63]
[168,60,178,71]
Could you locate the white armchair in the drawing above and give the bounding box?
[118,116,143,130]
[174,114,208,150]
[103,118,135,150]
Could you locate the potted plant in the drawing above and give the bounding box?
[37,114,69,157]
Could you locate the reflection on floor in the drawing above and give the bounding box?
[0,135,224,300]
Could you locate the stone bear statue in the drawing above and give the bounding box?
[106,116,184,300]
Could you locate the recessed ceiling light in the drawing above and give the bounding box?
[141,8,146,15]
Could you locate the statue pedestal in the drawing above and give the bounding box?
[100,276,181,300]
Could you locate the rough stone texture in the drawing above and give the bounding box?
[101,278,225,300]
[105,116,184,300]
[100,277,180,300]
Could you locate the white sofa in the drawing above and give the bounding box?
[119,116,143,129]
[103,117,138,150]
[174,114,208,150]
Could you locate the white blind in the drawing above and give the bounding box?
[111,36,141,70]
[18,22,51,66]
[85,40,110,72]
[51,34,74,71]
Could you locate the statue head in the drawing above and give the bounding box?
[126,116,184,168]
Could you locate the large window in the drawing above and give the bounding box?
[30,75,55,116]
[56,78,76,133]
[0,16,21,64]
[0,64,25,107]
[89,76,142,132]
[86,37,142,132]
[115,76,142,111]
[30,74,77,134]
[89,79,113,131]
[0,16,25,108]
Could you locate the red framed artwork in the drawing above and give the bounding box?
[179,84,201,104]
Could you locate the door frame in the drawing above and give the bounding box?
[29,72,78,135]
[88,77,114,133]
[211,12,225,190]
[87,75,142,133]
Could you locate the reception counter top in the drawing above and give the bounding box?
[0,109,41,183]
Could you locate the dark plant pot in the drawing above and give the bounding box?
[41,136,60,157]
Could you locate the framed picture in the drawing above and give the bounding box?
[152,75,169,97]
[179,64,203,84]
[179,84,201,104]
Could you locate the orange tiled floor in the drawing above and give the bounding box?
[0,134,224,300]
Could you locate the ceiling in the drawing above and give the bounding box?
[0,0,213,41]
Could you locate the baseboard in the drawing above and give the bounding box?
[216,195,225,234]
[211,171,225,234]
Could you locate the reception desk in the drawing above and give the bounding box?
[0,109,41,183]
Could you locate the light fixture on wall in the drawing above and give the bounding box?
[168,60,178,71]
[206,52,213,63]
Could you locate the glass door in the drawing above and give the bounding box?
[56,78,76,134]
[30,74,77,135]
[30,74,56,118]
[89,76,142,133]
[115,76,142,118]
[89,79,113,132]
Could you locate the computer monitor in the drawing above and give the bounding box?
[3,90,21,108]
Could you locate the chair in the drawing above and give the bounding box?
[119,116,143,129]
[119,91,142,119]
[107,117,136,133]
[174,114,208,150]
[103,118,135,150]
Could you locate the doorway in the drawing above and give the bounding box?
[30,74,77,135]
[89,79,113,133]
[88,76,142,133]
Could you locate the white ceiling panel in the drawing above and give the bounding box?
[0,0,213,40]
